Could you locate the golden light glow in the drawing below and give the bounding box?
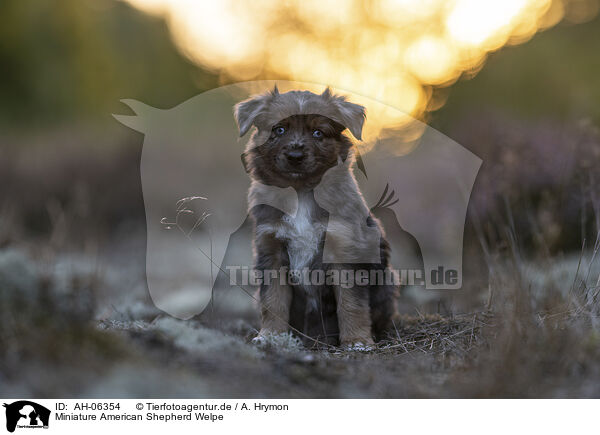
[405,36,458,85]
[123,0,597,152]
[446,0,530,47]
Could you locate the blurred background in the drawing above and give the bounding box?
[2,0,600,398]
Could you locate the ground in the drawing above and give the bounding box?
[2,234,600,398]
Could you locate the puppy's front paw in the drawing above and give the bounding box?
[343,342,375,352]
[252,330,297,349]
[252,330,305,352]
[341,338,375,352]
[251,335,268,347]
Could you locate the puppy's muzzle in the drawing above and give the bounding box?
[285,143,306,165]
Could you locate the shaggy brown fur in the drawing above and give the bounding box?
[234,87,397,348]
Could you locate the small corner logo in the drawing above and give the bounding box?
[3,402,50,433]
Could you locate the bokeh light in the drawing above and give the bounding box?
[123,0,599,151]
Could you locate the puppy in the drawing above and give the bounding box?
[234,87,396,348]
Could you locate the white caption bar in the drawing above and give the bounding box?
[1,399,597,434]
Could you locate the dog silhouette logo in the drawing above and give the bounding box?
[3,401,50,432]
[113,80,481,320]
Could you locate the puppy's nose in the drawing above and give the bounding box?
[286,147,305,164]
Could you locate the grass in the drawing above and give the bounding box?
[1,237,600,397]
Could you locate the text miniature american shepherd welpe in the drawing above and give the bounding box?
[234,87,396,349]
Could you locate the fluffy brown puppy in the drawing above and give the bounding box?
[234,87,396,349]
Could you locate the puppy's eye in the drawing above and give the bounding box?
[274,126,285,136]
[312,130,323,139]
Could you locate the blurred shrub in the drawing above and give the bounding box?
[0,0,215,128]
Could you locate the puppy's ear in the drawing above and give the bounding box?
[234,94,269,137]
[336,100,366,140]
[321,88,366,140]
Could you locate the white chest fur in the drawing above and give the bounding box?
[275,196,325,272]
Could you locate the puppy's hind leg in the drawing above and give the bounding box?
[369,280,397,341]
